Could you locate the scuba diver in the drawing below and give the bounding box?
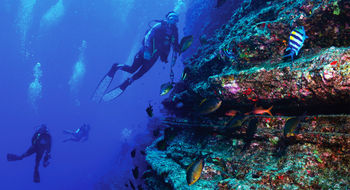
[92,11,180,102]
[62,124,90,143]
[7,124,52,183]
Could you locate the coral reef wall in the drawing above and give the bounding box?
[181,0,243,60]
[144,0,350,189]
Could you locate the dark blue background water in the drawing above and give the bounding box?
[0,0,187,189]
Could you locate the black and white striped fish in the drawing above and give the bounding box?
[284,26,308,62]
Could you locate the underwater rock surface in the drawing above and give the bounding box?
[145,0,350,189]
[145,115,350,189]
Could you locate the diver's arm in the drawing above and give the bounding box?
[43,134,52,167]
[63,130,75,135]
[46,134,52,154]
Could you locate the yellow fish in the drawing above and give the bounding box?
[179,35,193,54]
[186,154,210,186]
[283,113,305,137]
[198,98,222,115]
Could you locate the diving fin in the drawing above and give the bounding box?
[102,87,124,102]
[34,169,40,183]
[7,153,22,161]
[92,64,119,103]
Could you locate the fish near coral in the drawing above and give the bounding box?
[284,26,308,62]
[179,35,193,54]
[241,118,258,152]
[225,112,248,133]
[186,154,211,186]
[146,104,153,117]
[283,114,305,137]
[198,98,222,115]
[225,109,238,117]
[132,166,139,179]
[160,82,173,96]
[246,106,273,116]
[129,180,135,190]
[131,149,136,158]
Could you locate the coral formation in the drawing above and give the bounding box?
[144,0,350,189]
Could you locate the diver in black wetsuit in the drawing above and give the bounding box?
[92,11,180,102]
[62,124,90,142]
[7,124,52,183]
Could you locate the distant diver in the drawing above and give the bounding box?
[62,124,90,143]
[92,11,181,102]
[7,124,52,183]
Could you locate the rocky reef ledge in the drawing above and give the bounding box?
[145,115,350,189]
[143,0,350,189]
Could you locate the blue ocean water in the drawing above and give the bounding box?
[0,0,187,189]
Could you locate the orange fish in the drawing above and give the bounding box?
[330,61,337,65]
[225,110,238,117]
[247,106,273,116]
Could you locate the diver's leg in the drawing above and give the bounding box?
[129,58,157,82]
[102,55,144,102]
[6,146,35,161]
[63,130,75,135]
[21,146,36,158]
[33,151,44,183]
[120,50,144,73]
[118,54,143,74]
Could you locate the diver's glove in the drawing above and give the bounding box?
[43,153,51,168]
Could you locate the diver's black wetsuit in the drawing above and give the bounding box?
[26,131,52,171]
[110,20,179,91]
[7,126,52,183]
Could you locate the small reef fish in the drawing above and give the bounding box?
[220,48,238,63]
[198,98,222,115]
[216,0,227,8]
[224,113,248,134]
[241,118,258,152]
[199,98,207,106]
[129,180,135,190]
[142,170,153,179]
[179,35,193,54]
[227,113,248,128]
[225,109,238,117]
[140,150,146,156]
[181,71,187,80]
[160,82,173,96]
[284,26,308,62]
[283,114,305,137]
[132,166,139,179]
[246,106,273,116]
[131,149,136,158]
[186,154,211,186]
[146,104,153,117]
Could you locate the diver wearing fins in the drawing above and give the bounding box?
[62,124,90,142]
[92,11,180,102]
[7,124,52,183]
